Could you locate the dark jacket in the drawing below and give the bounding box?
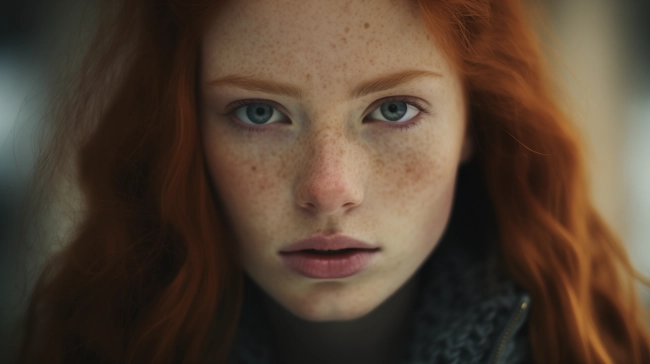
[226,229,533,364]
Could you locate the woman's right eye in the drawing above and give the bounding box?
[233,102,286,126]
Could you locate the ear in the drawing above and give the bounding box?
[460,131,473,163]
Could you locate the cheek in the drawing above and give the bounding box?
[202,134,284,232]
[368,122,463,258]
[372,133,458,212]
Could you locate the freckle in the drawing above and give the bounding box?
[251,165,257,171]
[364,22,370,29]
[306,73,311,80]
[342,37,347,43]
[345,27,350,33]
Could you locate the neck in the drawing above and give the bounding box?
[261,272,422,364]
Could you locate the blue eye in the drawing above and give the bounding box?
[232,102,286,125]
[366,99,421,123]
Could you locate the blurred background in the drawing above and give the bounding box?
[1,0,649,354]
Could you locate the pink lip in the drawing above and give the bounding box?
[279,234,379,253]
[279,234,380,279]
[279,250,379,278]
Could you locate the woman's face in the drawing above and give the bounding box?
[199,0,471,321]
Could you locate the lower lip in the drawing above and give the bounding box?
[279,249,380,279]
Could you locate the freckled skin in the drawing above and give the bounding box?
[199,0,472,362]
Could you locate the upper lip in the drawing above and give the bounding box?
[279,234,379,253]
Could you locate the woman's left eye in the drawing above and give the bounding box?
[365,98,427,124]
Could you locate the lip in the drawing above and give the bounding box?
[278,234,380,279]
[279,249,379,279]
[279,234,379,253]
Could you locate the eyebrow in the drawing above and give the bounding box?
[205,69,443,102]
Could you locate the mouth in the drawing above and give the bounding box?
[280,248,379,256]
[279,247,380,279]
[284,248,377,256]
[279,233,379,253]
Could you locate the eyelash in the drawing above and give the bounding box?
[224,96,431,134]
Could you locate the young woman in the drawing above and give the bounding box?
[11,0,650,363]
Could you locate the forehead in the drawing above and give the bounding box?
[200,0,449,92]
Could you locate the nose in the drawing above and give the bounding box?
[294,130,364,216]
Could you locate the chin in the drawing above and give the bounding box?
[280,286,380,322]
[289,301,375,322]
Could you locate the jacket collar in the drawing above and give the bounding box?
[227,230,532,364]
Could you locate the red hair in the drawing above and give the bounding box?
[11,0,650,363]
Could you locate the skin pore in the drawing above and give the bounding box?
[199,0,471,363]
